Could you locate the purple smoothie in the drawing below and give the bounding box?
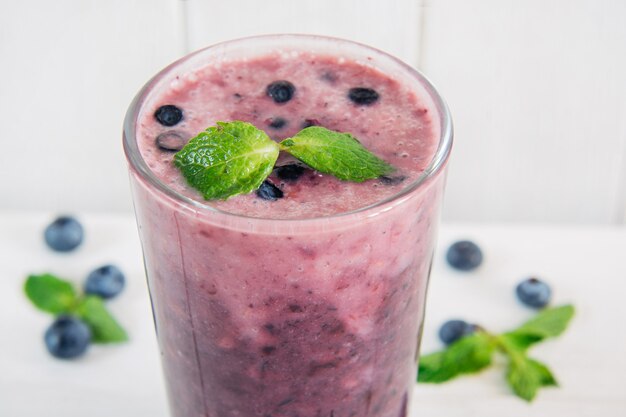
[124,35,452,417]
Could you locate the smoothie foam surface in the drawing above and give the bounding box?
[137,51,438,219]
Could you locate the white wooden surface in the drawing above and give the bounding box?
[422,0,626,224]
[1,0,625,224]
[0,0,185,213]
[1,212,624,416]
[184,0,422,66]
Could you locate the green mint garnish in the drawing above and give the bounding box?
[24,273,78,314]
[417,332,495,383]
[418,304,575,402]
[24,274,128,344]
[174,121,280,200]
[504,303,575,346]
[506,353,558,401]
[279,126,394,182]
[75,296,128,343]
[174,121,395,200]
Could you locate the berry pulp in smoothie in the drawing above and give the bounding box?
[126,36,449,417]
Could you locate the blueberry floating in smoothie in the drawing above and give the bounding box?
[44,216,84,252]
[320,71,337,83]
[438,319,476,345]
[380,175,407,185]
[84,264,126,300]
[348,87,379,105]
[276,164,305,181]
[155,131,188,151]
[516,277,552,308]
[266,80,295,104]
[256,180,284,201]
[44,315,91,359]
[446,240,483,271]
[301,118,319,128]
[154,104,183,126]
[267,117,288,129]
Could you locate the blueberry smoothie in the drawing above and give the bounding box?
[124,35,452,417]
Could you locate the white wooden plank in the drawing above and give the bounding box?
[0,0,185,213]
[183,0,423,67]
[3,0,626,225]
[421,0,626,224]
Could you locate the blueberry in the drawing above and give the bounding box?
[276,164,305,181]
[380,175,407,185]
[44,316,91,359]
[267,117,287,129]
[301,118,319,128]
[84,264,126,299]
[266,81,295,104]
[44,216,84,252]
[321,71,338,83]
[154,105,183,126]
[155,131,187,151]
[438,319,476,345]
[516,278,552,308]
[348,87,379,105]
[256,181,283,201]
[446,240,483,271]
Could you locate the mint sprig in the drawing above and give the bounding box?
[24,274,128,344]
[418,305,575,401]
[174,121,395,200]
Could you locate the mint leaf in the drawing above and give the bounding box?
[417,351,455,383]
[174,121,279,200]
[76,296,128,343]
[24,274,77,314]
[506,356,558,401]
[280,126,394,182]
[516,304,575,338]
[503,304,575,350]
[527,358,558,387]
[418,332,495,383]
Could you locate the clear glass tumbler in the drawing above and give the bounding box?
[124,35,452,417]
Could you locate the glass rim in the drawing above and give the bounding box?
[123,34,453,225]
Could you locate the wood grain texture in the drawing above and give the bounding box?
[1,0,625,224]
[0,0,185,212]
[421,0,626,224]
[183,0,422,66]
